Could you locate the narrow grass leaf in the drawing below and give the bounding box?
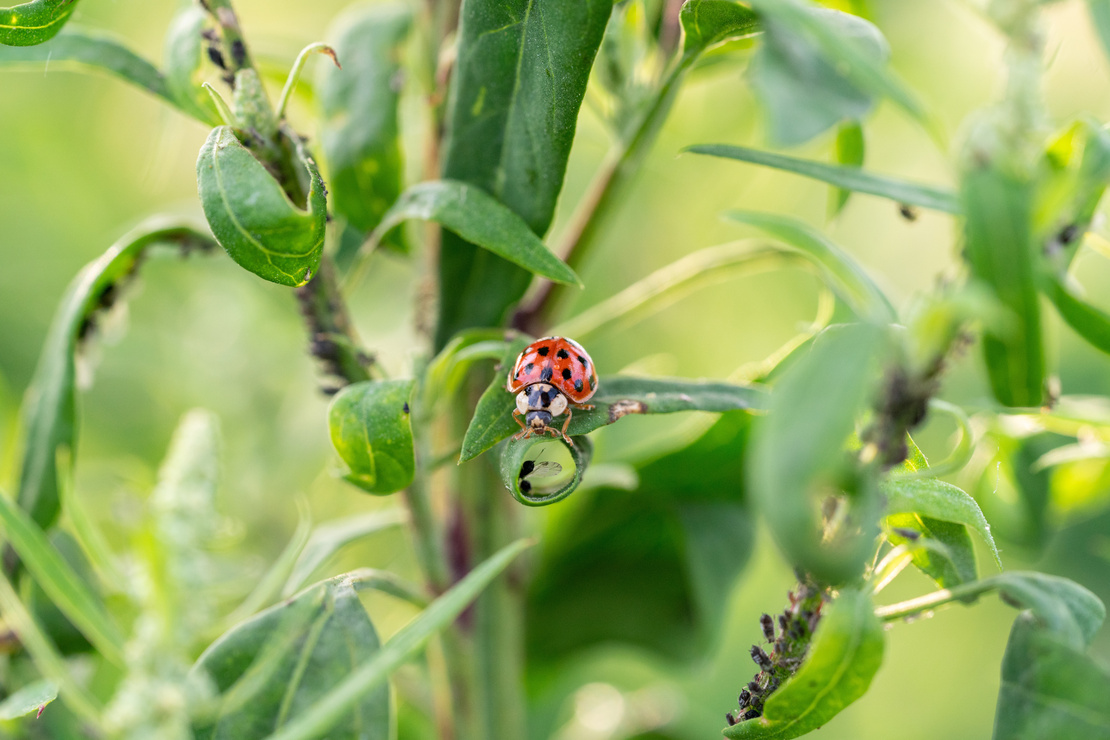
[1044,275,1110,356]
[687,144,960,214]
[262,538,533,740]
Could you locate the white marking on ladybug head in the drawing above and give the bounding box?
[516,390,530,415]
[548,392,568,417]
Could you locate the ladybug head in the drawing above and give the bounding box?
[516,383,568,429]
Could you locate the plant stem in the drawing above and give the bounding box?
[874,576,1003,622]
[295,259,374,390]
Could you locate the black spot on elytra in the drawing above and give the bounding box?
[561,368,572,379]
[536,346,550,356]
[525,362,534,374]
[556,348,569,359]
[520,460,535,478]
[577,355,588,366]
[540,366,553,382]
[574,379,583,393]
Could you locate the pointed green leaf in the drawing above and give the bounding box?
[283,510,407,597]
[163,6,221,125]
[192,573,389,740]
[17,220,217,529]
[318,3,411,263]
[196,126,326,287]
[886,513,977,588]
[434,0,612,348]
[0,0,80,46]
[726,210,896,323]
[499,434,592,506]
[724,588,885,738]
[374,180,581,287]
[881,477,1001,570]
[0,489,125,666]
[962,165,1044,407]
[748,323,885,585]
[328,380,415,495]
[1044,274,1110,356]
[0,679,57,720]
[832,121,865,215]
[687,144,960,214]
[461,341,767,462]
[261,539,533,740]
[680,0,761,57]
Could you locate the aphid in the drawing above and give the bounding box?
[750,645,773,672]
[740,709,761,721]
[739,689,751,706]
[1058,223,1080,245]
[747,680,762,695]
[726,713,737,726]
[760,613,776,643]
[507,336,598,444]
[898,203,919,221]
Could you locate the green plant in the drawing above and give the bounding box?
[2,0,1110,739]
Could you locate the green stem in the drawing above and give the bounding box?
[295,259,374,388]
[276,43,339,120]
[874,575,1004,622]
[348,568,431,608]
[202,0,255,76]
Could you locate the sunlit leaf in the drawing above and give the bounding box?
[832,120,864,215]
[726,210,895,323]
[373,181,580,287]
[686,144,960,214]
[882,477,1001,569]
[196,126,326,287]
[16,221,216,530]
[434,0,612,348]
[328,380,415,495]
[680,0,761,57]
[748,323,885,585]
[724,589,884,738]
[0,0,80,46]
[193,573,389,740]
[318,3,411,263]
[261,539,533,740]
[886,513,977,588]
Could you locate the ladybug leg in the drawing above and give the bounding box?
[571,402,595,411]
[559,409,576,447]
[512,409,529,440]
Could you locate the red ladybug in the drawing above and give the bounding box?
[506,336,598,443]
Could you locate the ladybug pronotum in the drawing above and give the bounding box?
[506,336,598,444]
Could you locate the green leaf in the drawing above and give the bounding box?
[0,0,80,46]
[1088,0,1110,86]
[261,539,533,740]
[328,380,415,495]
[748,323,885,585]
[723,588,884,739]
[993,614,1110,740]
[17,221,216,529]
[746,0,920,147]
[163,6,221,126]
[26,529,96,654]
[1036,118,1110,268]
[434,0,612,348]
[528,412,755,663]
[460,340,768,462]
[318,3,411,264]
[192,573,389,740]
[0,679,57,720]
[992,572,1105,648]
[196,126,327,287]
[832,120,865,215]
[881,477,1001,570]
[1044,274,1110,356]
[886,513,977,588]
[726,210,896,323]
[962,164,1043,407]
[680,0,761,57]
[686,144,960,214]
[498,435,593,506]
[0,489,125,666]
[0,28,206,116]
[283,510,407,596]
[373,181,581,287]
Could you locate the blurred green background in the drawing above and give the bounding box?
[2,1,1110,738]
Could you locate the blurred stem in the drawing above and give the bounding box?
[348,568,431,608]
[201,0,255,76]
[874,576,1001,622]
[276,43,339,120]
[515,50,696,332]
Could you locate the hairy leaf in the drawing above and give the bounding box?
[0,0,80,46]
[724,588,884,738]
[748,323,885,585]
[318,3,411,263]
[461,338,767,462]
[328,380,416,495]
[372,181,580,286]
[434,0,612,348]
[192,573,389,740]
[262,539,533,740]
[882,477,1001,569]
[17,220,216,529]
[687,144,960,214]
[196,126,326,287]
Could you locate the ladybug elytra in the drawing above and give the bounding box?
[506,336,598,444]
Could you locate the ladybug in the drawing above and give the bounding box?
[506,336,597,444]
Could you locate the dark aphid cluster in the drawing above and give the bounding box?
[725,582,826,727]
